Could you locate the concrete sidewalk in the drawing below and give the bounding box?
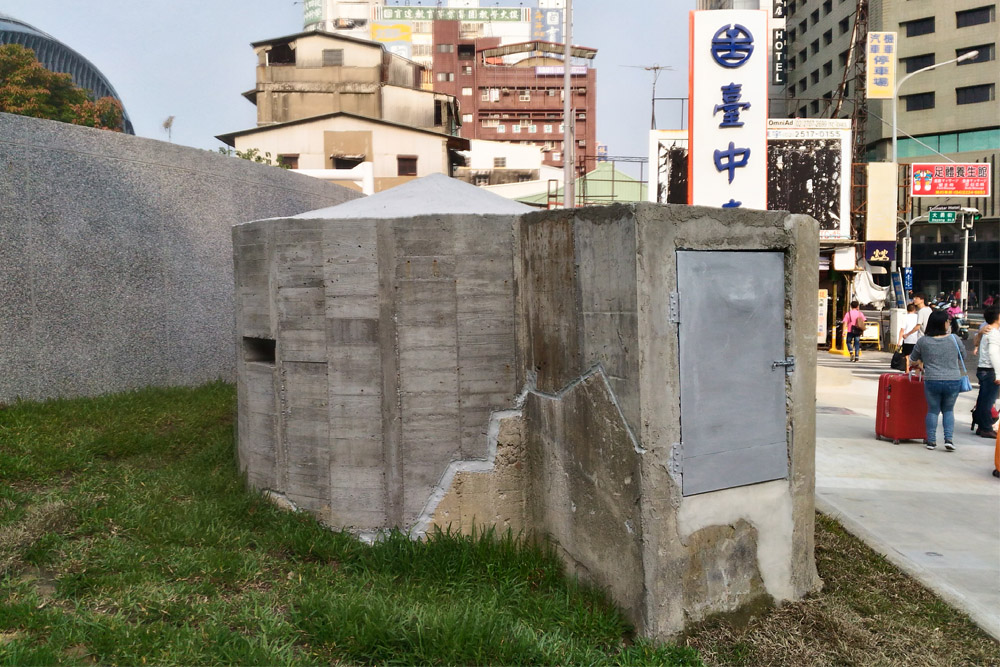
[815,349,1000,641]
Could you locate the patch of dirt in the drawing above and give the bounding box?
[0,500,74,576]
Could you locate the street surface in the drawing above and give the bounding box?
[816,349,1000,641]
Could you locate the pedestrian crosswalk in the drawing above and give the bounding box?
[816,350,896,380]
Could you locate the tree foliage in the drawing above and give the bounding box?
[0,43,124,131]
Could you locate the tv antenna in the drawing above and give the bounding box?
[621,64,674,129]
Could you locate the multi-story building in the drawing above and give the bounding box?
[243,30,458,133]
[786,0,998,302]
[301,1,593,173]
[431,24,597,171]
[218,30,467,192]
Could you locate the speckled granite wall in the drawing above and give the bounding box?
[0,112,362,403]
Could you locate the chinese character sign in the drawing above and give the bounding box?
[865,32,896,100]
[910,163,992,197]
[689,10,768,210]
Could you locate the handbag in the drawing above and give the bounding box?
[952,335,973,392]
[890,350,906,371]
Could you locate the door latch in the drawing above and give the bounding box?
[772,356,795,374]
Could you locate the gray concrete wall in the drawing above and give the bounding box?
[515,202,821,638]
[234,213,520,530]
[0,112,360,403]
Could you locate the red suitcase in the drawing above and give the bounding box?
[875,372,927,444]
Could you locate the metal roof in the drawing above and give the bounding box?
[0,13,134,133]
[478,41,597,60]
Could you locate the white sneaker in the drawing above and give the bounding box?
[944,440,956,452]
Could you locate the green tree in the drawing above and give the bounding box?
[0,43,124,131]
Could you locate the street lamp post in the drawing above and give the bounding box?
[890,50,978,299]
[892,50,979,163]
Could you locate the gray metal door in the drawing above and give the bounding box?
[677,251,788,496]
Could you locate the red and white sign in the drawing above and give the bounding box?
[689,10,768,210]
[909,163,992,197]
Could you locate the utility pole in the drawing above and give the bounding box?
[562,0,574,208]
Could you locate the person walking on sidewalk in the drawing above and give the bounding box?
[898,302,920,371]
[972,307,1000,438]
[843,300,866,362]
[913,293,932,337]
[909,310,967,451]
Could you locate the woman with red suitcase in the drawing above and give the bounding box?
[909,310,968,451]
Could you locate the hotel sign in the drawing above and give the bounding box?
[689,10,768,210]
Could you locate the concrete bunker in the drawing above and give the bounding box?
[233,174,821,637]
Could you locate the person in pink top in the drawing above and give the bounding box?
[843,300,866,362]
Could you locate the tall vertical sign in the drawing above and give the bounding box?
[866,32,896,100]
[771,0,787,85]
[689,10,768,210]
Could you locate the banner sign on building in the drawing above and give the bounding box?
[910,163,992,197]
[378,7,528,22]
[771,0,787,85]
[866,162,897,262]
[371,24,413,59]
[532,9,564,43]
[648,130,689,205]
[866,31,896,100]
[766,118,851,240]
[689,10,768,210]
[303,0,323,27]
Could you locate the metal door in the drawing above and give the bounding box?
[676,251,788,496]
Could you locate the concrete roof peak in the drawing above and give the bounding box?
[292,173,534,219]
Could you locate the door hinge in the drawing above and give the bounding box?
[669,441,683,476]
[772,356,796,374]
[668,292,680,324]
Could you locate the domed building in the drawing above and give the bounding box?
[0,12,134,134]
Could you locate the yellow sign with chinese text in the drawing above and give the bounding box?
[866,31,896,99]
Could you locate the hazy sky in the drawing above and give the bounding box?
[3,1,693,169]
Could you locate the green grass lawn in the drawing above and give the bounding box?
[2,382,996,666]
[0,382,696,666]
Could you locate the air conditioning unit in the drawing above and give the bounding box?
[501,87,510,95]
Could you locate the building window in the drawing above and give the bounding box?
[332,155,364,169]
[436,72,455,82]
[799,106,808,117]
[519,91,531,101]
[901,17,935,37]
[543,124,553,133]
[956,6,995,28]
[528,124,537,133]
[437,44,455,53]
[810,100,820,114]
[901,53,935,73]
[823,29,832,46]
[322,49,344,66]
[462,113,473,123]
[267,43,295,65]
[458,44,475,59]
[956,83,995,105]
[462,65,473,76]
[810,39,819,55]
[475,174,489,186]
[512,124,521,134]
[811,9,819,25]
[838,49,849,67]
[552,152,561,161]
[461,87,473,96]
[823,60,833,77]
[822,0,832,15]
[902,91,935,111]
[811,69,820,85]
[277,154,299,169]
[957,44,995,64]
[494,157,507,168]
[839,17,850,34]
[497,124,506,134]
[397,156,417,176]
